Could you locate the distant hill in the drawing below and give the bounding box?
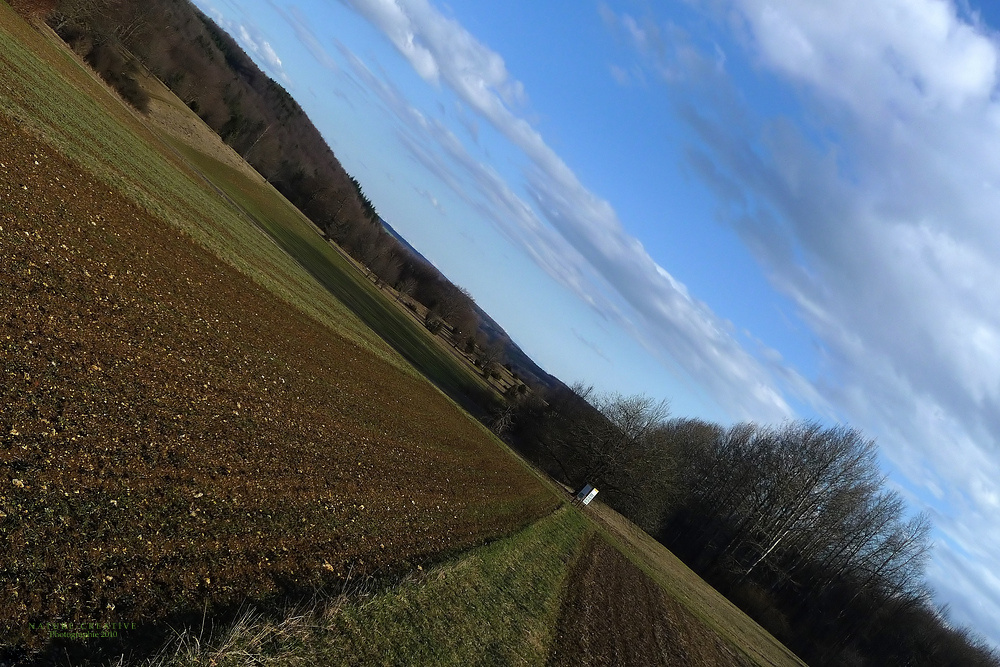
[472,302,565,394]
[380,216,564,394]
[379,217,434,267]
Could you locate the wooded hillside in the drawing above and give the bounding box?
[44,0,564,402]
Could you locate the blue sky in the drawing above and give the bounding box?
[194,0,1000,645]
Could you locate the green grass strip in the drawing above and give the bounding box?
[152,507,589,667]
[289,508,589,666]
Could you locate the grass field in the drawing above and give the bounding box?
[1,6,807,665]
[133,56,506,413]
[0,5,557,662]
[121,503,805,667]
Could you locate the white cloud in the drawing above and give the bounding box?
[330,42,610,309]
[608,64,631,86]
[283,5,340,72]
[205,6,292,85]
[336,0,814,420]
[739,0,997,115]
[928,545,1000,645]
[413,185,445,213]
[261,39,284,70]
[608,0,1000,644]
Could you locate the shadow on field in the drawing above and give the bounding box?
[168,140,500,421]
[249,218,498,418]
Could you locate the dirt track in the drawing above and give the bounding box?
[549,537,754,666]
[0,113,555,650]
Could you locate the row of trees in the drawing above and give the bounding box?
[41,0,490,376]
[500,385,998,665]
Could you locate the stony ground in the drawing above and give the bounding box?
[549,537,755,667]
[0,113,556,657]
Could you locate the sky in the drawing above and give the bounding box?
[192,0,1000,645]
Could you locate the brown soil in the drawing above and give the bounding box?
[549,537,754,667]
[0,113,556,653]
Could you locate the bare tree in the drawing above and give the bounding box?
[477,339,505,377]
[395,275,419,303]
[351,223,388,273]
[432,283,473,323]
[563,391,670,493]
[371,252,403,287]
[451,309,479,343]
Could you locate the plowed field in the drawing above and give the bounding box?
[0,113,556,654]
[549,537,754,666]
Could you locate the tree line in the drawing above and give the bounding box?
[499,383,998,665]
[39,0,495,366]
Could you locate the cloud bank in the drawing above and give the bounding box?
[330,0,813,421]
[603,0,1000,642]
